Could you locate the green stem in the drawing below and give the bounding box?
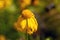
[26,19,28,40]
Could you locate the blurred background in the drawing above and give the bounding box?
[0,0,60,40]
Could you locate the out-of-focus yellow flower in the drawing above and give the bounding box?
[33,0,40,6]
[0,0,12,9]
[0,0,5,9]
[5,0,12,7]
[20,0,31,10]
[22,0,31,5]
[0,35,6,40]
[14,9,38,35]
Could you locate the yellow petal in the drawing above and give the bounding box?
[27,16,38,34]
[28,18,34,31]
[20,19,26,30]
[32,16,38,32]
[14,15,25,32]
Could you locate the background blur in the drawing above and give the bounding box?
[0,0,60,40]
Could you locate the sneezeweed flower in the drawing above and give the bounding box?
[14,9,38,35]
[32,0,40,6]
[0,35,6,40]
[0,0,12,9]
[5,0,12,7]
[20,0,31,10]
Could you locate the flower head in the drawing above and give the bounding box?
[22,9,34,18]
[33,0,40,6]
[0,0,12,9]
[20,0,31,10]
[5,0,12,7]
[14,9,38,35]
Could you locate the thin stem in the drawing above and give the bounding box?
[26,19,28,40]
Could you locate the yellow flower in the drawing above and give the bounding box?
[5,0,12,7]
[22,0,31,5]
[0,0,12,9]
[14,9,38,35]
[0,35,6,40]
[0,0,5,9]
[20,0,31,10]
[33,0,40,6]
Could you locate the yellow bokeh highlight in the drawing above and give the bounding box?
[23,0,31,5]
[0,0,12,9]
[0,35,6,40]
[0,0,4,9]
[5,0,12,7]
